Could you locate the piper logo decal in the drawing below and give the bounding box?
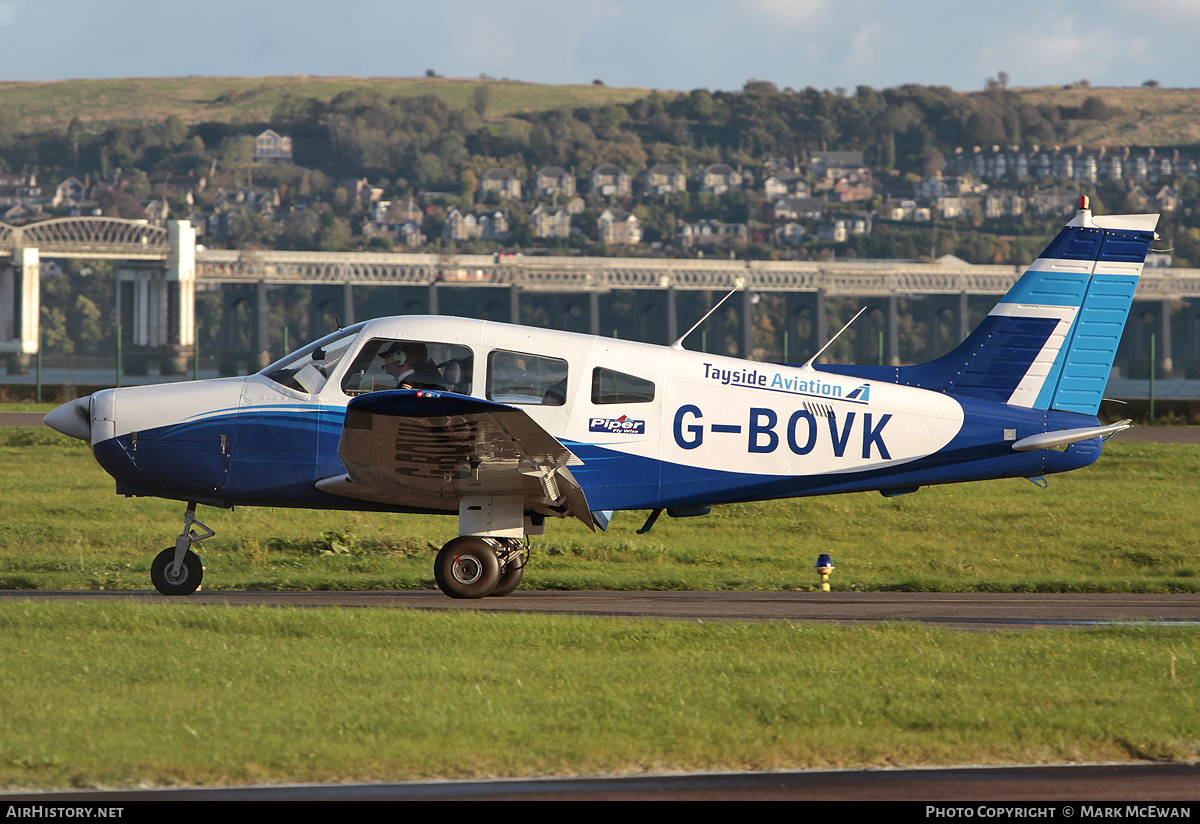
[590,415,646,435]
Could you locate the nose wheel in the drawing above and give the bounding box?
[151,502,212,596]
[151,547,205,595]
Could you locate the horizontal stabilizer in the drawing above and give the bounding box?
[1011,420,1132,452]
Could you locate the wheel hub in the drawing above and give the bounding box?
[451,555,483,585]
[164,562,189,585]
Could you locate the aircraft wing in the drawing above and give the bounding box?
[315,390,597,530]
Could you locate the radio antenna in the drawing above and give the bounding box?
[801,306,867,369]
[670,288,738,351]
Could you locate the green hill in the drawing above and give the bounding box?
[3,77,1199,149]
[0,75,657,131]
[997,85,1200,147]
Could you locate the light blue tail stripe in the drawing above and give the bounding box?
[1002,268,1090,307]
[1038,274,1140,414]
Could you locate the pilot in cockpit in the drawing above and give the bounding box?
[381,341,443,390]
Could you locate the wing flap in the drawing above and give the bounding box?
[321,390,595,529]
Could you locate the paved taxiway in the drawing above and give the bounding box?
[5,762,1200,801]
[3,589,1199,631]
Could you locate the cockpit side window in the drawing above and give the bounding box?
[342,338,473,395]
[262,324,363,394]
[487,350,568,406]
[591,367,656,404]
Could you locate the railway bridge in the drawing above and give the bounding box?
[2,216,1198,377]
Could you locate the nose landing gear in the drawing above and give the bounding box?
[150,502,212,595]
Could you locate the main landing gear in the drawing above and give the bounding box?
[150,502,212,596]
[147,502,530,599]
[433,536,526,599]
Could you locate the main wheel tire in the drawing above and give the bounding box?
[150,547,204,596]
[489,560,525,598]
[434,537,500,599]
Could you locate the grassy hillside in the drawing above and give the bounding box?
[4,76,1200,148]
[0,75,656,131]
[1004,85,1200,147]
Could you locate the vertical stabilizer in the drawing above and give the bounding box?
[818,200,1158,416]
[991,200,1157,414]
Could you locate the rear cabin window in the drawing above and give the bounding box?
[591,367,656,404]
[487,350,568,406]
[341,338,473,395]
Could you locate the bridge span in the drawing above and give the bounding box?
[2,217,1198,376]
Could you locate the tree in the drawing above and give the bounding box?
[317,215,354,251]
[460,168,478,200]
[162,115,189,147]
[472,85,492,118]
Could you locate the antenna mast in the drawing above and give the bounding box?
[669,288,739,351]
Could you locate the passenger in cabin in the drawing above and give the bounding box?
[381,342,443,390]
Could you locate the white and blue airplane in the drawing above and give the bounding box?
[45,199,1157,598]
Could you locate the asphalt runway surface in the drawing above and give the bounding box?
[3,589,1199,631]
[4,763,1199,801]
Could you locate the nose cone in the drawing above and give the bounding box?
[44,397,92,441]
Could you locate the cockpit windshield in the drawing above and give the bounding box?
[261,322,366,394]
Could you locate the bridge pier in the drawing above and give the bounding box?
[113,221,195,375]
[115,230,195,374]
[1159,299,1174,377]
[0,247,38,374]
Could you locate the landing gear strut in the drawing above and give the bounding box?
[434,536,526,599]
[150,503,212,595]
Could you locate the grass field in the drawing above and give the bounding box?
[1,428,1197,594]
[1,428,1197,790]
[0,604,1196,789]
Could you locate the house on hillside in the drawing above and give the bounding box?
[644,163,687,196]
[479,168,522,200]
[143,199,170,225]
[343,178,383,206]
[809,151,865,177]
[254,130,293,164]
[589,165,632,197]
[1153,185,1179,212]
[763,171,809,200]
[533,166,575,199]
[596,208,640,244]
[1029,186,1079,217]
[774,222,806,245]
[443,208,479,242]
[697,163,743,195]
[883,198,931,222]
[530,205,572,239]
[676,219,747,249]
[772,197,824,221]
[981,191,1026,219]
[53,177,88,208]
[478,210,511,242]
